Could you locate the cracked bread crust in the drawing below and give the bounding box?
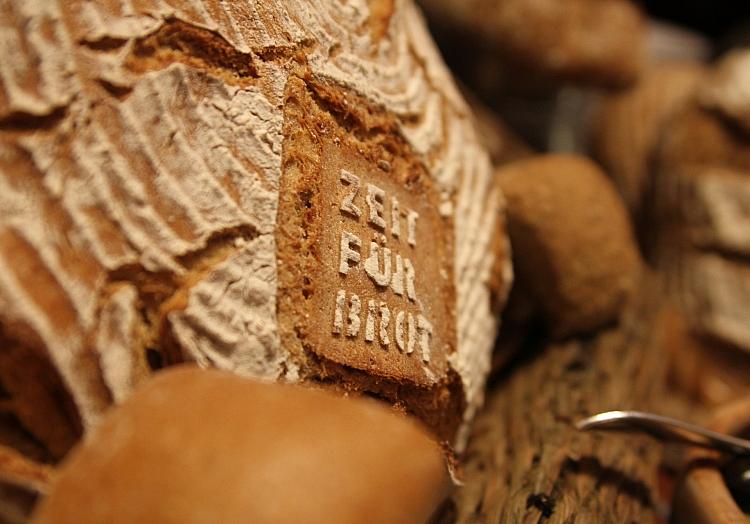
[0,0,511,456]
[277,74,464,443]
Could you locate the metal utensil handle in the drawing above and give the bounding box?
[576,410,750,456]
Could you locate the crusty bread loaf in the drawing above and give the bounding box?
[0,443,52,524]
[497,155,641,338]
[0,0,511,457]
[32,367,448,524]
[654,50,750,353]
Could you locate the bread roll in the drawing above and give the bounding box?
[420,0,646,87]
[0,0,512,455]
[497,155,641,338]
[32,367,448,524]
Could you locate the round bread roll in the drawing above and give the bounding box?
[0,0,512,458]
[497,155,641,338]
[32,367,449,524]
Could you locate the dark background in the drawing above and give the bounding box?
[639,0,750,51]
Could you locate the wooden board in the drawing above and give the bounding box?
[445,274,666,523]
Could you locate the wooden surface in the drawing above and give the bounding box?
[446,274,666,523]
[672,397,750,524]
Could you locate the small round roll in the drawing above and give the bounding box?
[32,367,448,524]
[497,155,641,338]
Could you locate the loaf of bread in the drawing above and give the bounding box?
[661,306,750,407]
[699,50,750,135]
[654,50,750,353]
[0,0,511,457]
[419,0,646,87]
[32,367,448,524]
[0,443,52,523]
[592,63,706,218]
[497,155,641,338]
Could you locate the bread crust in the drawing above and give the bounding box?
[0,0,511,453]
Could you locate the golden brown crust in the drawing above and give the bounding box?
[662,306,750,407]
[0,443,53,524]
[0,444,53,495]
[32,367,448,524]
[0,339,81,462]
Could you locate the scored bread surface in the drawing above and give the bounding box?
[0,0,511,451]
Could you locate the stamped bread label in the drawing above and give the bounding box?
[277,77,456,387]
[313,142,454,384]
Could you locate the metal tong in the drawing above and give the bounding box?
[576,410,750,456]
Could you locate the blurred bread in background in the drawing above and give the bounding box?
[496,155,641,339]
[419,0,646,88]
